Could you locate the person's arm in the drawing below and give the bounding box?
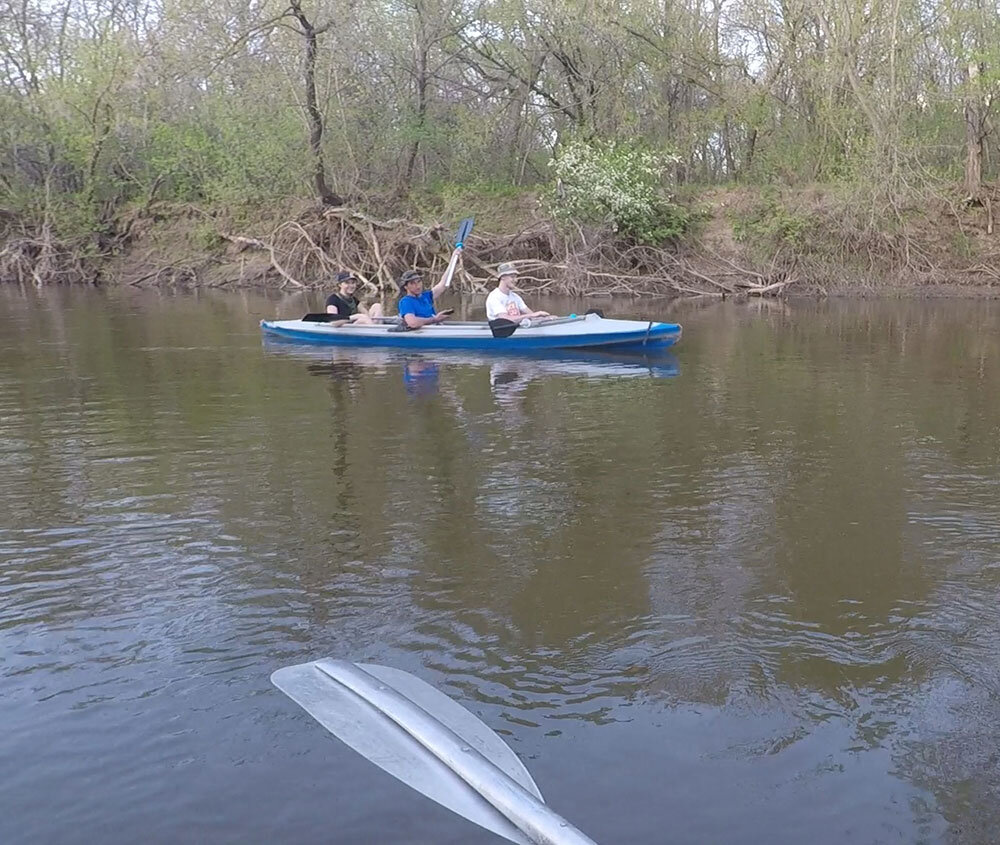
[514,294,550,320]
[401,295,452,328]
[430,247,461,298]
[326,303,340,315]
[403,312,449,328]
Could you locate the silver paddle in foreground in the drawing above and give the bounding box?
[271,659,598,845]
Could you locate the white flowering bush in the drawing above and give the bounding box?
[545,140,687,244]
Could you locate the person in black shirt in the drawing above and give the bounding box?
[325,272,384,324]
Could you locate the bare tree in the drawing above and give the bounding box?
[287,0,343,205]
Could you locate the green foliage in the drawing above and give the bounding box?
[190,220,225,250]
[949,229,978,260]
[731,192,812,250]
[50,199,103,244]
[147,122,223,201]
[544,140,689,244]
[143,100,309,204]
[408,181,535,232]
[204,105,309,203]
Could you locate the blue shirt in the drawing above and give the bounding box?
[398,290,435,320]
[403,361,440,397]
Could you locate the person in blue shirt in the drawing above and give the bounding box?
[396,249,460,329]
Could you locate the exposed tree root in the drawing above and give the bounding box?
[217,207,797,298]
[0,223,90,285]
[11,192,1000,295]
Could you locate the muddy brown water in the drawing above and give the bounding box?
[2,286,999,844]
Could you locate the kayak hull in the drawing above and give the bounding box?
[259,316,681,351]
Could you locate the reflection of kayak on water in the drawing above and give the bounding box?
[263,341,680,380]
[483,351,680,380]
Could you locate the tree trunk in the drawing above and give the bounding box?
[400,0,432,195]
[722,116,736,178]
[745,127,757,173]
[403,46,428,192]
[964,62,984,196]
[289,0,343,206]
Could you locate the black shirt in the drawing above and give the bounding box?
[325,292,359,317]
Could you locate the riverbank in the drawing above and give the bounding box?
[3,185,1000,297]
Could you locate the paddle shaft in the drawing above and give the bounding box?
[489,314,589,338]
[442,249,460,288]
[317,662,597,845]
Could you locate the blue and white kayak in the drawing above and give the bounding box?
[259,313,681,351]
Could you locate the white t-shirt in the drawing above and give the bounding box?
[486,289,528,320]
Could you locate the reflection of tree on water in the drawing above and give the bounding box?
[304,347,395,384]
[303,350,398,418]
[395,374,660,723]
[489,364,531,404]
[306,359,364,391]
[403,361,678,682]
[489,363,533,428]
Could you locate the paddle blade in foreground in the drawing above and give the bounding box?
[272,660,596,845]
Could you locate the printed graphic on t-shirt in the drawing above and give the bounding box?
[486,289,527,320]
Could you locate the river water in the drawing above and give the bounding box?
[1,286,998,844]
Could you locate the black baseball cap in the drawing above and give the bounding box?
[334,271,359,284]
[398,269,423,289]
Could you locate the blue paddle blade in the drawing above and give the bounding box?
[456,217,474,247]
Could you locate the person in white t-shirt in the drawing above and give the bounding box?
[484,262,553,322]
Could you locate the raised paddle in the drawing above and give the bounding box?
[443,217,475,289]
[272,659,598,845]
[456,216,474,247]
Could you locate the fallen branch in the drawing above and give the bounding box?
[118,206,801,297]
